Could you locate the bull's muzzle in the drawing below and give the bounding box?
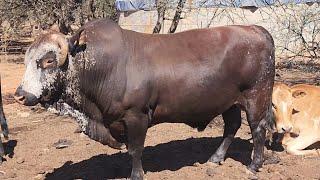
[14,85,39,106]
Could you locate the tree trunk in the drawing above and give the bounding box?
[153,0,166,34]
[168,0,186,33]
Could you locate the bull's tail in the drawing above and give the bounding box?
[0,75,9,139]
[265,100,276,145]
[266,100,276,132]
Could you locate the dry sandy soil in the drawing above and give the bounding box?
[0,61,320,180]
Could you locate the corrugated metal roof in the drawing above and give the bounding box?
[115,0,320,11]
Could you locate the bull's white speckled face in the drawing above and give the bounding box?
[15,31,68,106]
[21,43,61,98]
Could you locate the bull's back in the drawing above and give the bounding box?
[124,26,275,122]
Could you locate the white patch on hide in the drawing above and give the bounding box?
[65,55,81,105]
[21,61,43,98]
[21,43,61,97]
[76,49,97,70]
[313,117,320,128]
[25,43,60,67]
[48,102,88,132]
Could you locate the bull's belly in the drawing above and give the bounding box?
[152,85,240,123]
[151,97,237,129]
[153,110,220,130]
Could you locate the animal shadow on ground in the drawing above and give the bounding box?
[2,140,17,161]
[45,137,252,180]
[265,133,285,152]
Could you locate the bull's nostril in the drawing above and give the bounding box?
[19,96,25,101]
[14,95,26,104]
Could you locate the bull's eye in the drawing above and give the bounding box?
[39,51,57,69]
[42,58,56,69]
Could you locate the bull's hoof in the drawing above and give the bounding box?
[130,170,144,180]
[247,164,260,174]
[0,132,8,140]
[111,142,126,150]
[208,155,224,164]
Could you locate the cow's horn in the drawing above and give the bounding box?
[52,34,69,67]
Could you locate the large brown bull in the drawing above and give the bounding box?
[14,19,275,179]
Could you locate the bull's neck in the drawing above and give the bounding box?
[59,56,85,110]
[61,54,126,112]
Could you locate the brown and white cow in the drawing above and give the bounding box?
[272,82,320,156]
[14,19,275,179]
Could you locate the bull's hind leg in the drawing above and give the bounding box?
[243,93,273,173]
[208,105,241,164]
[123,109,149,180]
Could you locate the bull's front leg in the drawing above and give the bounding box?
[123,109,148,180]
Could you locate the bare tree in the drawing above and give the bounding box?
[168,0,186,33]
[263,2,320,60]
[0,0,118,35]
[153,0,167,33]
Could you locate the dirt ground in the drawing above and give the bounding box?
[0,60,320,180]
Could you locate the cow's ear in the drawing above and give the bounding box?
[68,29,86,56]
[292,90,307,98]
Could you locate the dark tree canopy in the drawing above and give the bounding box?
[0,0,118,35]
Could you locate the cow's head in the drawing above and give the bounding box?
[272,82,297,133]
[14,25,69,106]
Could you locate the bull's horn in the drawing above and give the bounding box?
[52,34,69,67]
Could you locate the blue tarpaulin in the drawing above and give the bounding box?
[115,0,155,11]
[115,0,320,11]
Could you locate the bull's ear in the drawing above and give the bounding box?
[78,30,86,46]
[50,24,60,32]
[39,24,60,35]
[69,29,86,46]
[292,90,307,98]
[68,29,86,56]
